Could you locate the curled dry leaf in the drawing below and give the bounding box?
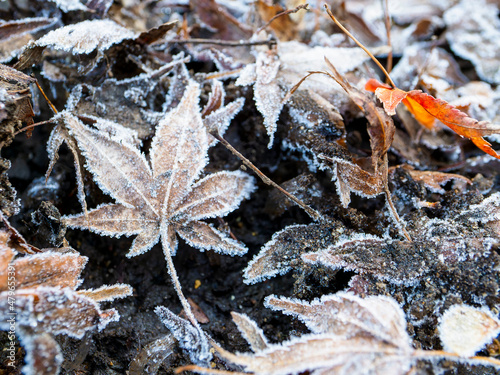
[63,81,255,259]
[439,304,500,357]
[366,78,500,159]
[0,17,56,62]
[399,167,471,194]
[15,19,176,73]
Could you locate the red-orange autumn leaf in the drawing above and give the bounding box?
[365,78,500,159]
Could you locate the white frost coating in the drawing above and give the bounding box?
[264,292,411,349]
[254,51,283,148]
[231,312,269,352]
[444,0,500,84]
[204,98,245,147]
[33,19,135,54]
[176,222,248,256]
[439,304,500,357]
[235,63,257,86]
[50,0,88,12]
[458,192,500,224]
[91,117,142,148]
[175,170,256,221]
[243,224,309,284]
[155,306,212,365]
[19,331,63,375]
[279,42,370,77]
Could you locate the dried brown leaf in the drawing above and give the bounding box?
[403,168,471,194]
[10,251,86,290]
[265,292,411,349]
[0,224,132,375]
[0,17,56,63]
[324,58,395,171]
[0,64,36,148]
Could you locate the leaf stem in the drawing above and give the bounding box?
[163,242,202,330]
[382,0,393,75]
[35,81,58,115]
[14,119,54,136]
[210,131,322,222]
[323,4,396,88]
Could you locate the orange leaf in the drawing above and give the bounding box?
[401,96,436,129]
[365,79,500,159]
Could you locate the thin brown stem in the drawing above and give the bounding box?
[324,4,396,88]
[171,38,276,47]
[256,3,309,34]
[35,81,58,115]
[382,0,393,74]
[14,119,53,136]
[210,131,322,222]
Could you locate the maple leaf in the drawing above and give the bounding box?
[180,293,500,375]
[183,292,416,375]
[62,81,255,258]
[365,78,500,159]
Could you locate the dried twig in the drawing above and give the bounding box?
[210,131,323,222]
[382,0,393,75]
[324,5,396,88]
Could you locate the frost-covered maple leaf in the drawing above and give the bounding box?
[62,81,255,259]
[196,292,416,375]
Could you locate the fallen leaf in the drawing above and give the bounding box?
[439,304,500,357]
[444,0,500,84]
[401,168,471,194]
[0,223,132,375]
[210,293,415,375]
[243,222,342,284]
[63,81,255,259]
[0,63,36,148]
[366,78,500,158]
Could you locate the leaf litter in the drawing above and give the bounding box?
[2,1,500,374]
